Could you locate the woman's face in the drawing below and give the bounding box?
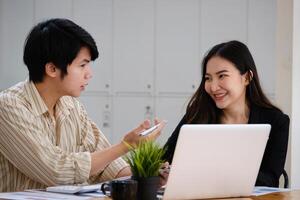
[204,56,249,111]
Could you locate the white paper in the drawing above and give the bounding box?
[252,186,291,196]
[0,191,92,200]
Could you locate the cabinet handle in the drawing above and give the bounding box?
[145,106,153,120]
[103,110,111,128]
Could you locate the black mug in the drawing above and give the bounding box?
[101,179,138,200]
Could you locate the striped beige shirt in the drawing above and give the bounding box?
[0,80,128,192]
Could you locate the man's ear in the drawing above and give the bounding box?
[45,62,58,78]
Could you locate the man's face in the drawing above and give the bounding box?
[57,46,93,97]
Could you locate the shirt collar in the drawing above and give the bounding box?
[24,81,74,116]
[55,96,74,117]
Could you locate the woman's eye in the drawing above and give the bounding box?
[219,74,226,79]
[204,77,210,81]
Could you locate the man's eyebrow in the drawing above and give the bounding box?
[82,59,90,63]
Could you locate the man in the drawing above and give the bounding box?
[0,18,165,192]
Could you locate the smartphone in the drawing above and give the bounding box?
[139,123,161,136]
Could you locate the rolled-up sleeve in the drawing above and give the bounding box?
[91,122,128,181]
[78,103,129,183]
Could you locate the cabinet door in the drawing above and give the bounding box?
[0,0,33,90]
[156,0,200,95]
[35,0,72,22]
[248,0,276,97]
[113,96,154,144]
[155,96,190,145]
[113,0,154,94]
[200,0,248,57]
[79,95,113,142]
[73,0,113,94]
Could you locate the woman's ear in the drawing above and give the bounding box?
[45,62,58,78]
[245,70,253,85]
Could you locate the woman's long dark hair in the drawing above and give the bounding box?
[185,40,280,124]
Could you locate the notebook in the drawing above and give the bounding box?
[163,124,271,200]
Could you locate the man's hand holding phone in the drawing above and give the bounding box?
[140,119,167,141]
[122,119,167,149]
[139,120,167,137]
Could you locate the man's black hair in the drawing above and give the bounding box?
[23,18,99,83]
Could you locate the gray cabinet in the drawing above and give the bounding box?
[73,0,113,94]
[80,95,113,142]
[248,0,276,97]
[0,0,277,147]
[113,96,154,144]
[200,0,248,57]
[156,0,200,95]
[0,0,33,90]
[35,0,72,22]
[113,0,155,94]
[155,96,190,144]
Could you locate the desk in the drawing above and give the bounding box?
[232,190,300,200]
[99,190,300,200]
[1,190,299,200]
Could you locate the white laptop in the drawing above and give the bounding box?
[163,124,271,200]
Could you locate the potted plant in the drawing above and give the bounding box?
[125,140,166,200]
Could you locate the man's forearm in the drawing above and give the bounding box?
[90,142,128,176]
[115,166,132,178]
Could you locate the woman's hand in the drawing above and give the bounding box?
[159,162,170,187]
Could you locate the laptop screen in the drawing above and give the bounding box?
[163,124,270,200]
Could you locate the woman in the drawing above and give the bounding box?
[163,40,289,187]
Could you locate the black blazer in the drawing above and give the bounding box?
[163,104,290,187]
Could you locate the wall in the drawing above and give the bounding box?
[291,0,300,189]
[3,0,298,188]
[0,0,277,146]
[275,0,300,189]
[276,0,293,187]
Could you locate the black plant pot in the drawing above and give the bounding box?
[133,176,160,200]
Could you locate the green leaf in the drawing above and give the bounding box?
[124,140,166,178]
